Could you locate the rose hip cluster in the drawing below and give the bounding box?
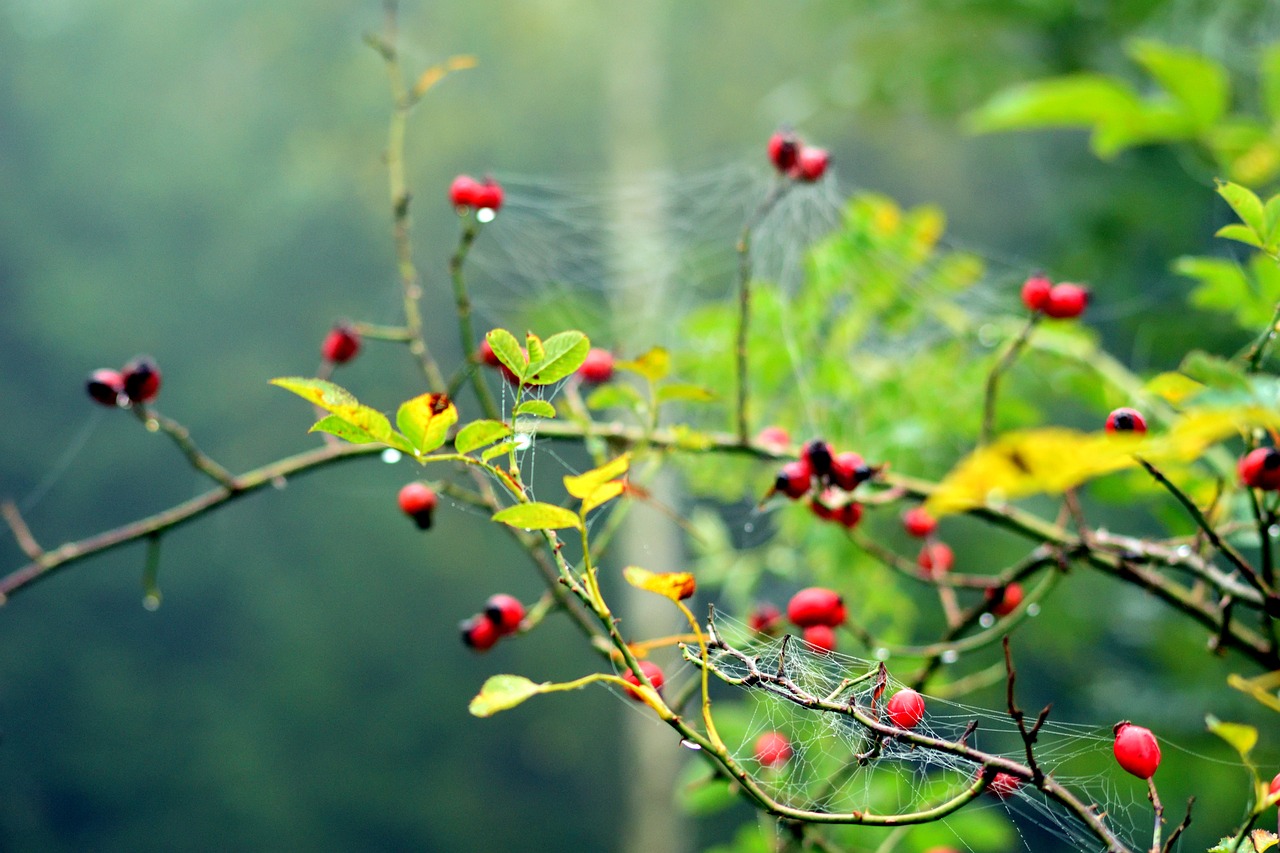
[1019,272,1089,320]
[448,175,504,213]
[767,129,829,182]
[459,593,526,652]
[86,356,162,408]
[769,436,875,530]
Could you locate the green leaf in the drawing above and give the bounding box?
[514,400,557,418]
[525,331,546,366]
[469,675,545,717]
[486,329,527,382]
[396,393,458,455]
[1263,44,1280,123]
[656,383,716,403]
[310,413,382,444]
[618,346,670,382]
[1217,180,1267,238]
[1179,350,1249,392]
[492,502,583,531]
[526,330,589,385]
[585,383,645,411]
[965,74,1146,157]
[1128,40,1228,130]
[1265,194,1280,248]
[481,440,519,462]
[270,376,359,411]
[455,420,511,454]
[1216,223,1267,250]
[1206,714,1258,759]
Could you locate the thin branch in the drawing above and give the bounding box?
[1,500,43,560]
[448,220,500,420]
[1004,638,1050,786]
[135,406,238,489]
[1161,798,1193,853]
[981,314,1039,445]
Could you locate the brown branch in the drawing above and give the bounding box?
[2,500,43,560]
[1004,637,1050,786]
[135,406,238,489]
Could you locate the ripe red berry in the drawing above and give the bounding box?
[623,660,665,700]
[1113,721,1161,779]
[1043,282,1090,319]
[917,542,954,576]
[886,688,926,729]
[476,339,502,367]
[321,324,361,364]
[484,593,525,635]
[577,348,614,383]
[449,174,482,209]
[398,482,438,530]
[787,587,846,628]
[902,507,937,538]
[755,425,791,452]
[791,146,829,182]
[472,178,504,212]
[767,129,800,173]
[835,501,863,529]
[460,613,500,651]
[773,460,813,500]
[802,439,833,480]
[121,356,162,404]
[747,603,782,636]
[830,451,870,491]
[985,582,1024,617]
[1270,771,1280,797]
[86,368,125,407]
[987,770,1021,799]
[809,491,862,528]
[1020,273,1052,312]
[801,624,837,654]
[1105,407,1147,434]
[754,731,793,768]
[1240,448,1280,491]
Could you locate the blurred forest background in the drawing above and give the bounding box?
[3,1,1280,850]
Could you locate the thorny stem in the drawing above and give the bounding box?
[1004,638,1051,787]
[980,313,1039,445]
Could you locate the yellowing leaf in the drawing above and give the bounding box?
[469,674,544,718]
[270,376,359,410]
[455,420,511,455]
[623,565,696,601]
[1144,371,1205,404]
[1228,670,1280,713]
[564,453,632,499]
[492,502,582,531]
[1206,714,1258,759]
[581,481,625,515]
[411,54,477,100]
[618,347,670,382]
[397,393,458,455]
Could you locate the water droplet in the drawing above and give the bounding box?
[1270,524,1279,537]
[744,522,755,533]
[979,613,995,628]
[1175,544,1192,558]
[1026,603,1041,617]
[940,649,959,664]
[271,475,287,490]
[514,433,533,451]
[142,592,162,611]
[381,448,402,464]
[476,208,496,224]
[145,419,160,432]
[977,324,998,347]
[680,739,702,750]
[874,647,890,661]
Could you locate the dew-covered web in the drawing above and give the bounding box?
[692,612,1159,852]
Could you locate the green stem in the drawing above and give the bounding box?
[449,221,500,420]
[981,313,1039,445]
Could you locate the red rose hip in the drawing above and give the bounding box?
[1239,447,1280,490]
[576,348,614,383]
[917,542,954,576]
[460,613,500,651]
[1113,721,1161,779]
[830,451,870,491]
[787,587,846,627]
[791,146,829,182]
[773,461,812,500]
[321,324,361,364]
[1105,407,1147,434]
[398,482,438,530]
[86,368,125,407]
[121,356,162,404]
[449,174,482,209]
[886,688,926,729]
[801,624,837,654]
[986,582,1024,617]
[902,507,937,538]
[1043,282,1089,319]
[484,593,525,635]
[623,660,665,700]
[767,129,800,173]
[1020,273,1052,312]
[754,731,793,768]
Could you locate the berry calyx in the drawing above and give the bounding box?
[791,146,829,182]
[398,482,438,530]
[1020,273,1052,313]
[985,582,1024,617]
[1043,282,1090,319]
[767,129,800,173]
[1105,407,1147,434]
[449,174,482,209]
[917,542,954,576]
[747,603,782,636]
[802,439,833,481]
[460,614,500,651]
[623,660,665,700]
[1239,447,1280,491]
[830,451,871,491]
[321,324,361,364]
[773,461,813,500]
[801,624,837,654]
[902,506,937,538]
[86,368,125,407]
[886,688,926,729]
[1113,721,1161,779]
[754,731,793,768]
[576,348,615,383]
[484,593,525,636]
[121,356,162,404]
[787,587,846,628]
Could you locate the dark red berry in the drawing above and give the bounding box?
[985,770,1020,799]
[918,542,954,576]
[472,178,504,212]
[321,324,361,364]
[449,174,482,208]
[754,731,793,768]
[787,587,846,628]
[886,688,926,729]
[121,356,162,404]
[1043,282,1089,319]
[86,368,125,407]
[398,482,438,530]
[1113,721,1161,779]
[1020,273,1052,312]
[1239,448,1280,490]
[767,129,800,173]
[810,491,861,528]
[802,439,833,480]
[476,339,502,367]
[773,460,813,500]
[801,624,837,654]
[460,613,500,651]
[577,348,614,383]
[830,451,870,491]
[902,507,937,538]
[747,603,782,636]
[791,146,829,182]
[484,593,525,635]
[985,582,1024,617]
[623,660,665,700]
[1105,407,1147,434]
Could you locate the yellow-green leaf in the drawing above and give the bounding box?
[270,376,359,411]
[527,330,589,385]
[1216,223,1266,250]
[581,481,625,515]
[469,674,545,718]
[514,399,557,418]
[486,329,527,382]
[492,502,582,531]
[1217,179,1267,238]
[564,453,632,499]
[619,347,670,382]
[525,331,546,366]
[310,413,383,445]
[397,393,458,455]
[623,565,696,601]
[657,383,716,404]
[1228,670,1280,713]
[1205,714,1257,760]
[455,420,511,455]
[1145,371,1205,404]
[481,440,519,462]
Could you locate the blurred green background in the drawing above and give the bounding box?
[3,1,1280,850]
